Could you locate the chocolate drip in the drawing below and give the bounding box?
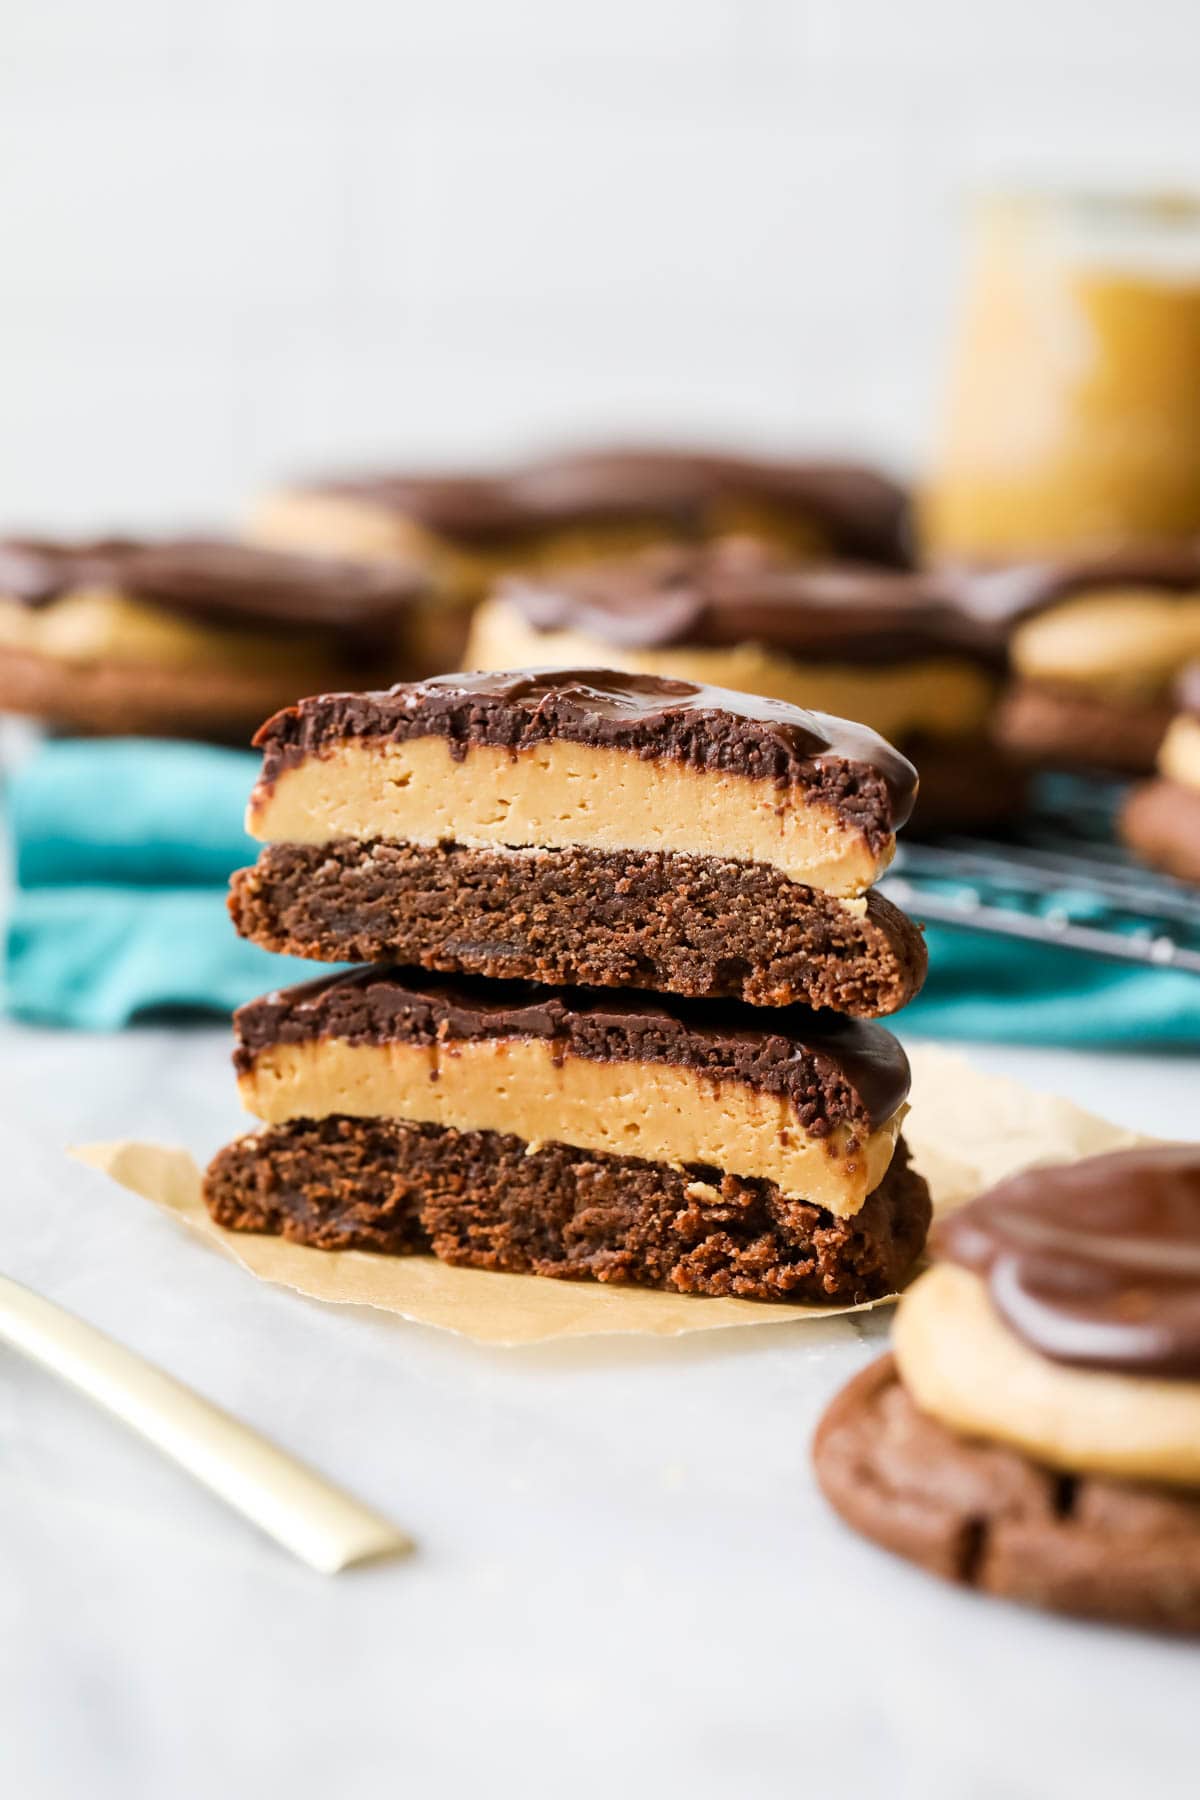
[252,666,918,837]
[309,446,913,566]
[0,535,421,635]
[233,965,911,1134]
[935,1145,1200,1379]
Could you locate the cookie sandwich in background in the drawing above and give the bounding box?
[815,1144,1200,1633]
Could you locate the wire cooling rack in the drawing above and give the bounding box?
[879,773,1200,976]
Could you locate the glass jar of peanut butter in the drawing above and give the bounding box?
[922,192,1200,558]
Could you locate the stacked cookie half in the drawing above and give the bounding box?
[204,668,933,1304]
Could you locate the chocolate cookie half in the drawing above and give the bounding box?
[232,667,924,1013]
[203,967,930,1303]
[994,679,1174,774]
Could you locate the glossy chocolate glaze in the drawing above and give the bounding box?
[309,446,913,566]
[0,536,421,634]
[513,448,912,566]
[946,543,1200,631]
[936,1144,1200,1379]
[252,665,918,838]
[0,537,138,603]
[233,965,912,1134]
[498,540,1003,663]
[499,538,1200,667]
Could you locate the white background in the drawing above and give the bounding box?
[4,0,1200,529]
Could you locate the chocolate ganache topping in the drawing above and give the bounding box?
[0,537,138,603]
[944,542,1200,631]
[511,448,912,567]
[935,1145,1200,1379]
[500,538,1200,666]
[253,666,918,835]
[233,966,911,1134]
[0,536,422,635]
[312,447,913,567]
[498,540,1006,664]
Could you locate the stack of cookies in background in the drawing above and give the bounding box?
[9,438,1200,834]
[248,445,910,586]
[204,667,933,1304]
[0,536,426,742]
[245,445,912,692]
[0,445,912,742]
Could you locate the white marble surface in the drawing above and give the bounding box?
[2,1019,1198,1800]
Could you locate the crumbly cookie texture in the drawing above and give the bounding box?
[228,840,927,1015]
[204,1119,930,1305]
[815,1355,1200,1635]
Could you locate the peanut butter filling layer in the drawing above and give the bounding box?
[1011,588,1200,700]
[239,1037,905,1218]
[249,490,440,562]
[248,734,892,894]
[1158,713,1200,792]
[466,595,995,744]
[250,492,487,599]
[0,588,331,675]
[894,1263,1200,1489]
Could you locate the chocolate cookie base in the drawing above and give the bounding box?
[904,734,1026,832]
[229,840,927,1014]
[203,1120,929,1304]
[814,1355,1200,1633]
[995,678,1171,774]
[1120,777,1200,884]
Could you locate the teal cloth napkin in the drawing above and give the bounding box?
[5,737,1200,1043]
[11,739,259,890]
[906,921,1200,1047]
[5,740,316,1029]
